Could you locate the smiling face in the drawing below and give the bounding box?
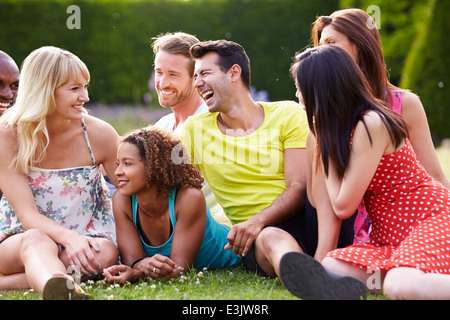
[52,74,89,120]
[0,56,19,115]
[115,142,147,197]
[319,25,358,63]
[193,52,231,113]
[154,51,196,109]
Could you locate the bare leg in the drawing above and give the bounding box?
[384,267,450,300]
[0,273,29,290]
[253,227,302,278]
[322,256,385,294]
[0,229,67,292]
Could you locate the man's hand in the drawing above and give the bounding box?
[224,217,265,257]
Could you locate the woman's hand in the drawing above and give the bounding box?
[103,264,142,284]
[134,254,181,279]
[62,232,103,276]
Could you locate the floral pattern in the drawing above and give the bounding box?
[0,166,116,245]
[0,118,116,245]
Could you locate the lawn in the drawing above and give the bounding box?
[0,266,300,301]
[0,105,447,301]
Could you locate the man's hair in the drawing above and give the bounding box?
[151,32,200,76]
[190,40,251,89]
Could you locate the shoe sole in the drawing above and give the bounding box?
[42,276,90,300]
[279,252,367,300]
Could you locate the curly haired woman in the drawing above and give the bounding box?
[104,127,242,282]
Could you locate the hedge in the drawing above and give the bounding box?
[0,0,337,104]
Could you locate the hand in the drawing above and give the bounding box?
[103,265,141,284]
[224,217,264,257]
[134,254,180,279]
[62,232,102,277]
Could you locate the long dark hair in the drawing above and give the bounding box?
[291,46,408,179]
[311,9,399,103]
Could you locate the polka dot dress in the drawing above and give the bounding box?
[326,139,450,274]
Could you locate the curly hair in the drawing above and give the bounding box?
[120,126,204,196]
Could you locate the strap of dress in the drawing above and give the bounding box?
[81,117,97,166]
[389,90,404,115]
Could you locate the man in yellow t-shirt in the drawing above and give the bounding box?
[181,100,308,225]
[179,40,315,280]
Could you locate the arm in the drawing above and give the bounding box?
[324,113,392,219]
[84,115,120,187]
[169,186,207,274]
[401,91,450,189]
[104,192,179,283]
[225,148,307,257]
[104,192,145,283]
[306,132,342,262]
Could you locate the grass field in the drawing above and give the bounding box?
[0,105,448,301]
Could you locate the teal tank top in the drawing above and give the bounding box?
[132,189,242,269]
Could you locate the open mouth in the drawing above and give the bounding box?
[0,102,11,111]
[201,90,214,103]
[160,89,175,96]
[117,179,129,188]
[72,104,84,111]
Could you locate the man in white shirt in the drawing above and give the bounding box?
[151,32,207,133]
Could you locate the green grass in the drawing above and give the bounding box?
[0,266,301,300]
[0,265,388,300]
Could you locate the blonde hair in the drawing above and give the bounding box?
[1,46,90,174]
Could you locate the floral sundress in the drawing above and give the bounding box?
[0,118,116,245]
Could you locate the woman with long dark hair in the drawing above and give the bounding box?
[311,9,449,245]
[281,45,450,300]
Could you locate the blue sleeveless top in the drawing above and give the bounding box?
[131,189,242,269]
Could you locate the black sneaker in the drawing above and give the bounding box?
[279,252,367,300]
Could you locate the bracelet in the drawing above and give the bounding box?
[130,257,145,268]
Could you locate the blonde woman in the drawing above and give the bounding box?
[0,46,119,299]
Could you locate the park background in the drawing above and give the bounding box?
[0,0,449,301]
[0,0,449,142]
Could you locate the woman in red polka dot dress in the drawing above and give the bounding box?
[284,45,450,300]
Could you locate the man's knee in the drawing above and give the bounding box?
[256,227,301,253]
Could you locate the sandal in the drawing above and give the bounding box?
[279,252,367,300]
[42,276,90,300]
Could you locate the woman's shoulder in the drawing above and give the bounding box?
[176,186,204,204]
[174,186,205,219]
[112,191,133,220]
[83,114,117,133]
[357,110,391,139]
[401,90,422,106]
[82,114,119,146]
